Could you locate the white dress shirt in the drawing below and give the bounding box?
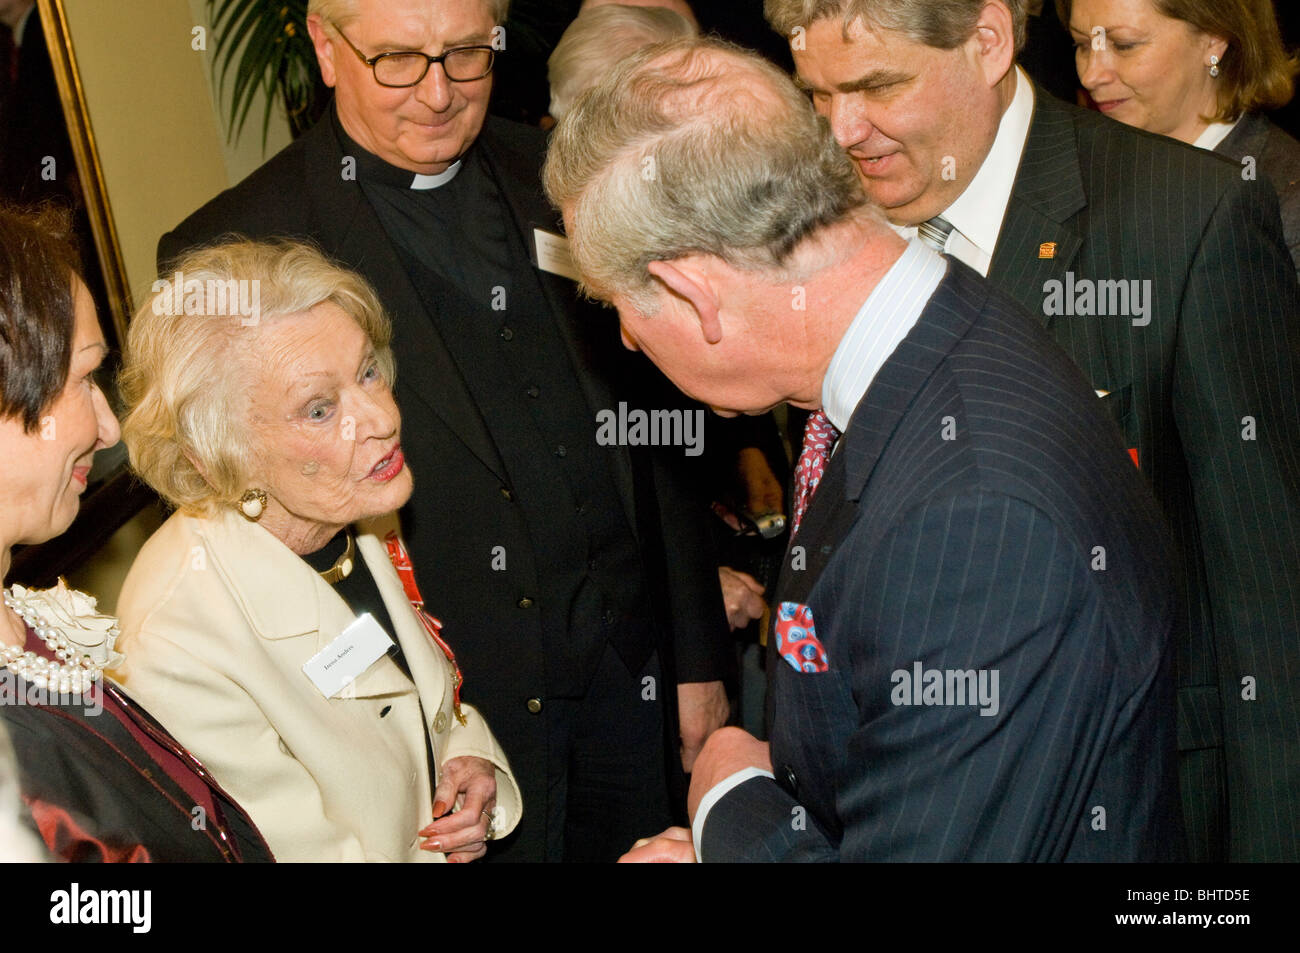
[690,238,948,861]
[893,66,1036,276]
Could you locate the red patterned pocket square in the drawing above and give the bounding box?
[774,601,829,673]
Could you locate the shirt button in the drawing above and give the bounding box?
[499,326,514,342]
[517,597,535,609]
[433,711,448,734]
[500,486,514,502]
[526,385,541,398]
[526,697,543,714]
[555,445,567,458]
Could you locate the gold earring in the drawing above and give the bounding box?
[238,488,268,521]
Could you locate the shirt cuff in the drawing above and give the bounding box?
[691,766,775,862]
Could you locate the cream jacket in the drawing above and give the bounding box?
[113,508,520,862]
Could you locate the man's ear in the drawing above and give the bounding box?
[646,260,724,344]
[972,1,1017,87]
[307,14,339,89]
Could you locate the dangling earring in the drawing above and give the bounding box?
[238,488,268,521]
[1209,55,1221,78]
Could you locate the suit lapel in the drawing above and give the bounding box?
[1217,111,1270,162]
[842,263,988,500]
[988,90,1086,336]
[204,509,414,699]
[305,115,508,484]
[353,518,446,707]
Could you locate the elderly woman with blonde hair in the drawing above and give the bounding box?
[115,239,520,862]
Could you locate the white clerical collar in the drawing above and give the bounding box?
[938,66,1035,273]
[410,161,463,190]
[1193,118,1240,152]
[821,238,948,433]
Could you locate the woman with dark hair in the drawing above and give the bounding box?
[1061,0,1300,272]
[0,202,272,861]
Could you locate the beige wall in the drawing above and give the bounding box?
[61,0,293,309]
[55,0,294,611]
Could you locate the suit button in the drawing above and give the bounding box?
[517,597,535,609]
[526,697,543,714]
[602,609,616,625]
[783,765,798,795]
[526,384,540,398]
[555,445,568,458]
[433,711,448,734]
[499,486,514,502]
[588,558,598,571]
[499,326,514,341]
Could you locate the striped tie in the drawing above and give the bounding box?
[917,216,955,253]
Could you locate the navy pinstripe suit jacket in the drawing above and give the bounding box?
[987,92,1300,862]
[701,260,1184,862]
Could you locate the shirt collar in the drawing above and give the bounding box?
[821,238,949,433]
[1193,117,1240,152]
[330,104,465,190]
[939,66,1036,262]
[410,162,462,189]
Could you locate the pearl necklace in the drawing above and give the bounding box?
[2,588,113,696]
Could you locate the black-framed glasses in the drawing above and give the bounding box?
[331,21,495,87]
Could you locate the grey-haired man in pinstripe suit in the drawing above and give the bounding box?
[547,35,1183,862]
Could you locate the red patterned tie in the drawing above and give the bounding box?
[792,410,840,535]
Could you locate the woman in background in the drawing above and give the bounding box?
[1061,0,1300,273]
[0,202,271,861]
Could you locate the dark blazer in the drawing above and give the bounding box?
[983,90,1300,863]
[1216,111,1300,279]
[702,261,1183,862]
[157,112,731,861]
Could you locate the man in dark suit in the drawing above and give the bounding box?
[547,36,1182,862]
[158,0,733,863]
[767,0,1300,863]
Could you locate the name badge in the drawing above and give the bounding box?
[534,228,580,282]
[301,613,395,698]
